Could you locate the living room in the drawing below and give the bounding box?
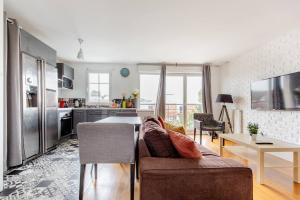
[0,0,300,200]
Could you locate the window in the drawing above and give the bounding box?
[87,72,110,103]
[139,65,202,130]
[139,74,160,110]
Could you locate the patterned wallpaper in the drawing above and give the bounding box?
[220,29,300,145]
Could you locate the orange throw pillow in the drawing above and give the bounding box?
[158,116,166,129]
[168,130,202,159]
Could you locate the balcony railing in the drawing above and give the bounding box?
[140,103,202,130]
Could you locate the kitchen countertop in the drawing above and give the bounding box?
[57,107,152,111]
[58,107,74,111]
[72,107,137,110]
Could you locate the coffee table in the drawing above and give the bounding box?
[219,134,300,184]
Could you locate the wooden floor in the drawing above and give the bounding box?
[82,134,300,200]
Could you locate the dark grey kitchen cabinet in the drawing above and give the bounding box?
[73,110,86,133]
[86,109,108,122]
[87,114,108,122]
[72,108,137,133]
[57,63,74,80]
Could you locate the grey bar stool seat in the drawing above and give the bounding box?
[77,123,137,200]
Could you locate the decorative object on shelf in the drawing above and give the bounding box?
[120,67,130,77]
[216,94,233,132]
[126,97,133,108]
[247,122,259,141]
[122,96,127,108]
[132,89,139,108]
[77,38,84,60]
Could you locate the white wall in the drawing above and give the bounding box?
[0,0,4,191]
[211,66,221,119]
[220,29,300,161]
[59,62,139,101]
[60,63,221,113]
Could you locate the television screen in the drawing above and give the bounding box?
[251,79,273,110]
[251,71,300,110]
[279,72,300,110]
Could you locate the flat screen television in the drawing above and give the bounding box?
[251,71,300,110]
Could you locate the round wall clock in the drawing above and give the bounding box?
[120,67,130,77]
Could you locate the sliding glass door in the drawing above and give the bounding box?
[165,75,184,126]
[186,75,202,129]
[165,74,202,130]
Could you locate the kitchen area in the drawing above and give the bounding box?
[6,22,151,171]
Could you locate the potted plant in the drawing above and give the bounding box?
[247,122,259,141]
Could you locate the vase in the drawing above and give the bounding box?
[132,98,138,108]
[251,134,257,141]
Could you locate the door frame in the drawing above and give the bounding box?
[166,73,202,129]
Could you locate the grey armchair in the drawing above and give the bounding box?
[193,113,225,144]
[77,123,138,200]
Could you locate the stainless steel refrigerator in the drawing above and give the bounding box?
[6,20,58,168]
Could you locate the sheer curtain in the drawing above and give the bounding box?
[202,64,213,114]
[155,64,166,118]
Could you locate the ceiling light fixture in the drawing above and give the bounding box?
[77,38,84,60]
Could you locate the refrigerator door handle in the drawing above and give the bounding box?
[38,59,46,153]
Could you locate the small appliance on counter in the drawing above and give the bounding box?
[74,99,80,107]
[58,98,86,108]
[59,100,65,108]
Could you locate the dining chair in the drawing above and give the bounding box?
[115,112,138,117]
[77,122,137,200]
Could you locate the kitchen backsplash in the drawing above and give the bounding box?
[58,98,86,107]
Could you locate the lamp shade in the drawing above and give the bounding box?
[216,94,233,103]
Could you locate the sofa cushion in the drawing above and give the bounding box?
[144,116,162,127]
[198,145,219,157]
[157,116,166,129]
[143,121,178,158]
[168,130,202,159]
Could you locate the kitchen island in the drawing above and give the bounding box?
[72,108,137,133]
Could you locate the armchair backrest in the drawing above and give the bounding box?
[194,113,214,125]
[77,122,136,164]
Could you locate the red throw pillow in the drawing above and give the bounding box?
[158,116,166,129]
[168,130,202,159]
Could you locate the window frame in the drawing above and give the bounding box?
[139,72,160,110]
[86,70,112,104]
[165,72,202,129]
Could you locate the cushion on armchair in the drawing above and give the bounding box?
[143,121,178,158]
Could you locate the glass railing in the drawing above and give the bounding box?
[140,103,202,130]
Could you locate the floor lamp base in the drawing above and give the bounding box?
[218,105,233,133]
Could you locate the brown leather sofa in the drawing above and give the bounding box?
[139,131,253,200]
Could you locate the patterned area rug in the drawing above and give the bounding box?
[0,140,80,200]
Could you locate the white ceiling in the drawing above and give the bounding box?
[4,0,300,63]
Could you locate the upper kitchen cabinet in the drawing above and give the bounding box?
[57,63,74,89]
